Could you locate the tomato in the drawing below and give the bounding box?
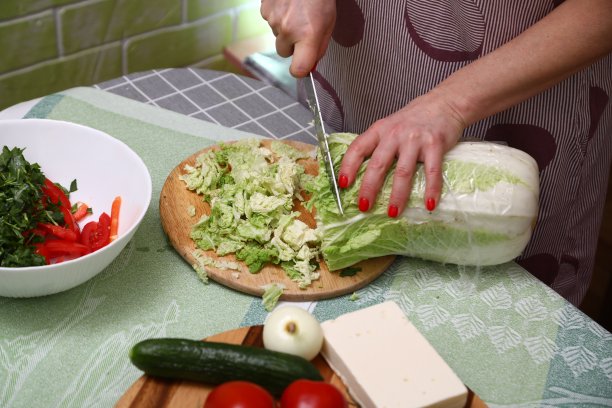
[280,380,347,408]
[98,212,111,230]
[203,381,275,408]
[80,212,111,251]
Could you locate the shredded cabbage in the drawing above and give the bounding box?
[181,140,320,288]
[261,283,285,311]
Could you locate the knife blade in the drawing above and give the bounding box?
[303,72,344,215]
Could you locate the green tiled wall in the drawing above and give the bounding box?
[0,0,79,20]
[0,11,57,73]
[0,45,123,105]
[60,0,182,54]
[236,6,271,40]
[0,0,270,110]
[187,0,253,21]
[126,14,232,72]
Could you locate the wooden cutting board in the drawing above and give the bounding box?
[115,325,487,408]
[159,139,395,301]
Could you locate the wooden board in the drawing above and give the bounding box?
[159,139,395,301]
[116,325,488,408]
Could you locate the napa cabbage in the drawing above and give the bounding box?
[309,133,540,270]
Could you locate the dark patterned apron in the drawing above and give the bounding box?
[310,0,612,306]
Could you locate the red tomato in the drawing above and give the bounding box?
[280,380,347,408]
[80,212,111,251]
[203,381,275,408]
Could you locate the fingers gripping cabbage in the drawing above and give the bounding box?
[309,133,540,270]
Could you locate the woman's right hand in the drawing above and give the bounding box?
[260,0,336,77]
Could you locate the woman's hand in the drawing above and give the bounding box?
[260,0,336,77]
[339,0,611,217]
[337,90,467,217]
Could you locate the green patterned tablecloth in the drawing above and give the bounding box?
[1,84,611,408]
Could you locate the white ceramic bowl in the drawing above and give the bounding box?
[0,119,152,297]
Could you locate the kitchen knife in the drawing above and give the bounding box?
[303,72,344,215]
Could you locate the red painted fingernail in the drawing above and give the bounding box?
[426,198,436,212]
[388,205,398,218]
[338,174,348,189]
[358,197,369,212]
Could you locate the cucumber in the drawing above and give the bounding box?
[129,338,323,396]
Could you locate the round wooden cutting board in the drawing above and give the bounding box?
[159,139,395,301]
[115,325,487,408]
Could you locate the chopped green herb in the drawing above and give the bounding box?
[0,147,79,267]
[69,179,78,193]
[0,147,48,267]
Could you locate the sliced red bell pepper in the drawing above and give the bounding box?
[60,206,80,236]
[23,227,47,240]
[72,203,90,221]
[32,176,120,265]
[41,178,71,208]
[34,243,51,264]
[38,223,78,242]
[109,196,121,242]
[36,240,91,259]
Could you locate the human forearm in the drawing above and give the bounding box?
[335,0,612,218]
[440,0,612,126]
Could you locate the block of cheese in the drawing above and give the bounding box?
[320,301,467,408]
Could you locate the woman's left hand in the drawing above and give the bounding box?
[337,90,467,217]
[338,0,612,218]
